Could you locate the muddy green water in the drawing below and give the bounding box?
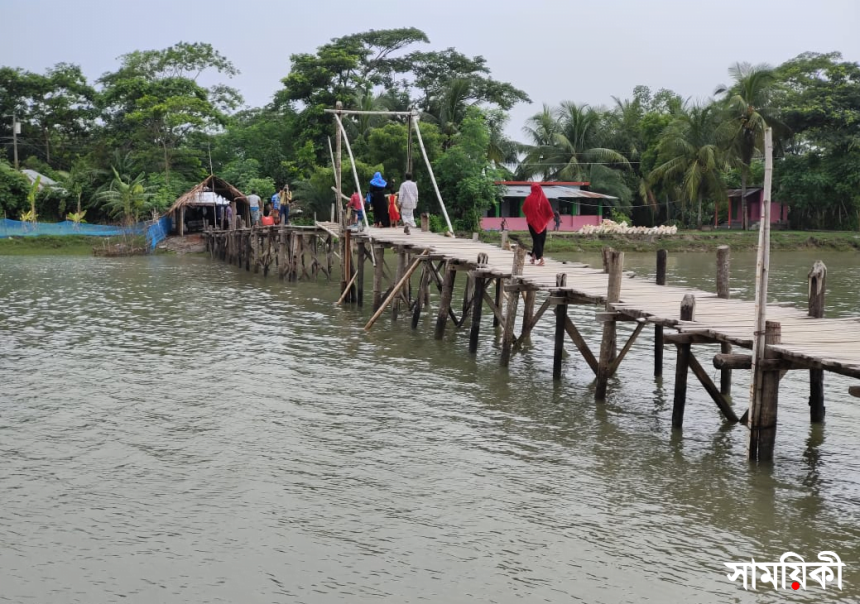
[1,250,859,603]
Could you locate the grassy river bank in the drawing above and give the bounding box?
[0,235,149,256]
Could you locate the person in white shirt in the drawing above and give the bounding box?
[398,173,418,231]
[247,191,261,225]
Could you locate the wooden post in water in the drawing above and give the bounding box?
[412,258,431,329]
[393,247,407,320]
[500,246,527,367]
[521,291,537,341]
[654,249,667,377]
[749,321,782,461]
[671,294,696,427]
[356,242,365,307]
[460,271,474,328]
[553,273,568,380]
[716,245,732,396]
[244,229,251,271]
[595,249,624,400]
[469,253,489,353]
[277,227,287,279]
[808,260,827,422]
[493,278,503,327]
[435,262,457,339]
[342,229,352,300]
[290,230,300,282]
[372,245,385,311]
[716,246,730,298]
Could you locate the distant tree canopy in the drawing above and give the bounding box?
[0,32,857,231]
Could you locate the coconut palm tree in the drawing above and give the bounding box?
[520,102,630,181]
[649,104,733,228]
[715,62,786,229]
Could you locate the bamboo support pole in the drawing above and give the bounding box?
[364,252,429,331]
[411,114,454,235]
[330,111,376,265]
[748,128,774,459]
[493,278,503,327]
[356,242,365,307]
[393,247,408,320]
[336,271,360,305]
[500,246,527,367]
[435,262,458,339]
[468,253,489,353]
[749,321,782,461]
[654,249,667,377]
[808,260,827,422]
[717,245,732,395]
[372,245,385,311]
[553,273,568,380]
[412,259,431,329]
[671,294,697,428]
[596,249,624,400]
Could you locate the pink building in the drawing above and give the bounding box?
[723,188,790,229]
[481,181,617,232]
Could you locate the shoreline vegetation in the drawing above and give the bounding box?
[3,229,859,256]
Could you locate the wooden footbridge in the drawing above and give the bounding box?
[204,220,860,462]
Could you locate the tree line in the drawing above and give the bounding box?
[1,29,858,231]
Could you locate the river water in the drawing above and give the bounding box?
[1,249,858,603]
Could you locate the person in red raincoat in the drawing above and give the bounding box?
[521,183,555,265]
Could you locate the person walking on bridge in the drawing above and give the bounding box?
[522,183,554,266]
[398,172,418,232]
[369,172,389,228]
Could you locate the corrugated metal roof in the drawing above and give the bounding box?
[500,184,617,200]
[726,188,762,198]
[20,169,58,189]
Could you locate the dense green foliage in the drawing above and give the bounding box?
[1,31,857,231]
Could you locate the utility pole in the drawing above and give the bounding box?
[12,111,20,169]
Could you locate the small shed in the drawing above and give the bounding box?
[167,175,248,236]
[723,188,789,229]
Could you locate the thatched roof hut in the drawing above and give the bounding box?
[168,175,249,236]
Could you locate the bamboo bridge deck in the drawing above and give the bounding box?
[332,223,860,380]
[204,221,860,462]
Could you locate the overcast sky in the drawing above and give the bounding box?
[4,0,859,139]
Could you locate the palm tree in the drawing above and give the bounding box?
[421,78,476,144]
[715,62,785,229]
[649,104,732,228]
[349,90,386,139]
[98,167,152,225]
[520,102,630,181]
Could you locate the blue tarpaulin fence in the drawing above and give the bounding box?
[145,216,172,251]
[1,217,172,252]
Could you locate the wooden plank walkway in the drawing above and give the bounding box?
[338,224,860,380]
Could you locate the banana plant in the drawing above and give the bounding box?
[66,209,87,227]
[20,175,41,225]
